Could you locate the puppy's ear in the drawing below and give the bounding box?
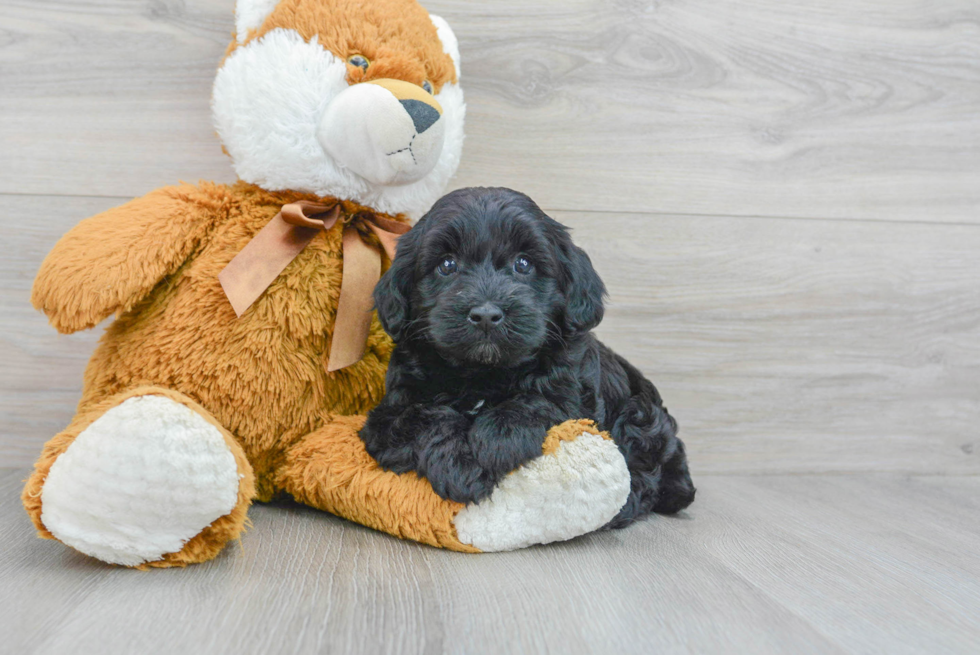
[374,225,422,342]
[560,242,606,334]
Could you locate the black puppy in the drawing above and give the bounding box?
[361,187,695,527]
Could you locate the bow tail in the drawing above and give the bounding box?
[328,226,382,372]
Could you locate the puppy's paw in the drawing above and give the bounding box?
[468,408,546,481]
[426,470,495,505]
[415,412,494,504]
[452,420,630,552]
[416,441,495,505]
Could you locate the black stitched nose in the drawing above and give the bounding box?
[399,99,440,134]
[468,303,504,330]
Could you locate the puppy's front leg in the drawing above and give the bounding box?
[363,398,492,503]
[468,395,568,486]
[414,413,499,504]
[362,393,468,472]
[409,397,568,505]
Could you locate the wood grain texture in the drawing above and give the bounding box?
[0,196,115,466]
[564,209,980,474]
[1,0,978,221]
[2,469,979,654]
[4,195,978,473]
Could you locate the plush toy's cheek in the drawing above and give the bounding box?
[316,79,446,186]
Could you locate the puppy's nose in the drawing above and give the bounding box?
[468,303,504,331]
[400,99,440,134]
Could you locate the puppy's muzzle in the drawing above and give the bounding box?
[316,79,445,186]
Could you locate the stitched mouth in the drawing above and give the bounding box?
[386,133,418,165]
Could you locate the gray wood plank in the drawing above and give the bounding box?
[563,208,980,475]
[1,0,978,222]
[4,195,978,473]
[0,195,116,465]
[661,474,980,654]
[3,470,979,654]
[0,0,238,197]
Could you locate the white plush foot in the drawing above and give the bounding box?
[40,395,241,566]
[453,432,630,552]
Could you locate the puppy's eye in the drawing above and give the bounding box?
[437,256,458,276]
[422,80,433,94]
[348,55,370,71]
[514,255,533,274]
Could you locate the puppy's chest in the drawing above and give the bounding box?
[433,384,507,416]
[427,374,517,415]
[428,372,589,420]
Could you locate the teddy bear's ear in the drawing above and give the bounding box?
[235,0,279,43]
[429,14,461,78]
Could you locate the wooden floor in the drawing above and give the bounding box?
[3,469,980,655]
[2,0,979,653]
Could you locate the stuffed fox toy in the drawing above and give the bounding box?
[22,0,632,568]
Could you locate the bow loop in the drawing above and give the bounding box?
[280,201,341,229]
[218,201,410,372]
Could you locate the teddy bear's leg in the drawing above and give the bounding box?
[451,419,632,551]
[277,417,630,552]
[22,387,255,568]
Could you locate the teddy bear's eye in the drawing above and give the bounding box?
[348,55,370,71]
[421,80,433,94]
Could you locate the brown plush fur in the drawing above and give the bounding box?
[277,414,478,552]
[229,0,457,93]
[33,181,399,496]
[23,180,481,563]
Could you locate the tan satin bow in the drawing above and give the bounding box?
[218,201,410,372]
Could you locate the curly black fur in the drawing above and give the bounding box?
[360,187,695,527]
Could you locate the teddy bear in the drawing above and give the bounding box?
[21,0,632,568]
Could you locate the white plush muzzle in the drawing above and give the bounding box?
[317,81,446,186]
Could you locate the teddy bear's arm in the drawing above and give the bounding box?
[31,184,220,333]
